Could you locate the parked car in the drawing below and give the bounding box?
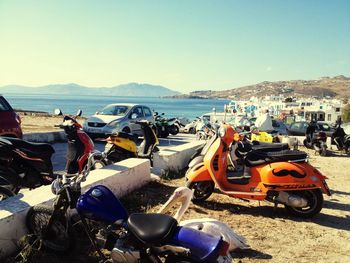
[341,122,350,134]
[287,121,334,136]
[0,95,22,138]
[248,117,288,135]
[83,103,154,138]
[272,119,288,135]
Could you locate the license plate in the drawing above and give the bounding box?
[88,128,100,133]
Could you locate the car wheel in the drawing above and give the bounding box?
[122,127,131,133]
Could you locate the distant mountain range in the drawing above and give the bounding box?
[173,75,350,101]
[0,83,180,97]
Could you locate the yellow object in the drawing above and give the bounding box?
[251,131,273,143]
[108,136,137,153]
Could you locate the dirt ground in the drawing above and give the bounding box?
[131,147,350,263]
[18,113,85,133]
[15,114,350,262]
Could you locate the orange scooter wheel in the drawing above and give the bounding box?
[187,181,214,202]
[284,189,323,218]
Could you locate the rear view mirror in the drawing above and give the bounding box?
[76,109,82,117]
[131,113,138,119]
[54,108,63,116]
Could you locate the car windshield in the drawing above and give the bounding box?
[318,123,330,131]
[99,105,130,116]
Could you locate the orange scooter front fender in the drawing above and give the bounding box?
[186,162,213,184]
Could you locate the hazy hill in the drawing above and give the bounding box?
[0,83,180,97]
[187,75,350,100]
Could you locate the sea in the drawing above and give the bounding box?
[4,94,230,121]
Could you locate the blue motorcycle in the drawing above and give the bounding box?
[26,152,231,263]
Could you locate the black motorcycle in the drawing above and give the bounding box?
[303,131,328,156]
[0,185,15,201]
[153,112,170,138]
[331,124,350,153]
[0,136,56,194]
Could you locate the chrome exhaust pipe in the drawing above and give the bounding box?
[275,191,308,208]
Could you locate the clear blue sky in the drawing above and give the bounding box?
[0,0,349,93]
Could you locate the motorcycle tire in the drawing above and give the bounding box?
[26,205,72,252]
[187,181,214,202]
[165,256,194,263]
[189,127,196,134]
[0,169,21,194]
[303,139,308,148]
[0,186,15,201]
[320,146,328,157]
[170,125,179,135]
[284,189,323,218]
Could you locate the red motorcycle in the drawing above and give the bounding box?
[54,109,105,175]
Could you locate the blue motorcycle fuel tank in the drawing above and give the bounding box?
[76,185,128,223]
[170,226,223,262]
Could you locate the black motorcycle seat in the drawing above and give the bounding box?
[251,142,290,152]
[245,150,307,167]
[128,213,178,245]
[115,132,138,142]
[2,137,55,156]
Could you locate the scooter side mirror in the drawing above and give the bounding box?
[54,108,63,116]
[76,109,82,117]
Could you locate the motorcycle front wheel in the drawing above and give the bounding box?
[284,189,323,218]
[187,181,214,202]
[26,205,72,252]
[165,256,194,263]
[169,125,179,135]
[0,186,15,201]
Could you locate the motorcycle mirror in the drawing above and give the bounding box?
[54,108,63,116]
[161,113,165,115]
[131,113,138,119]
[76,109,82,117]
[95,111,100,115]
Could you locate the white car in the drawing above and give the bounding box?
[83,103,154,138]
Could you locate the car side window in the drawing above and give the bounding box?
[301,123,309,130]
[131,107,143,118]
[143,107,152,117]
[0,97,10,112]
[318,123,330,131]
[291,123,300,130]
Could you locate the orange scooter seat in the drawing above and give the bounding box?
[245,150,307,167]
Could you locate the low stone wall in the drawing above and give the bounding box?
[0,158,150,259]
[153,140,206,175]
[23,131,66,143]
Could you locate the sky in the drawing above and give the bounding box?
[0,0,349,93]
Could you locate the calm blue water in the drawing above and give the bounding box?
[4,94,230,121]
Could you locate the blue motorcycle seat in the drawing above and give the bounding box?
[128,213,178,244]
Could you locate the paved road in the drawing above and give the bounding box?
[52,133,196,171]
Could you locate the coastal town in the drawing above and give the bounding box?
[1,1,350,262]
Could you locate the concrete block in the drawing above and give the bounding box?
[0,158,150,259]
[153,140,205,175]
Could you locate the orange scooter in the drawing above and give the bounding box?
[186,124,331,218]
